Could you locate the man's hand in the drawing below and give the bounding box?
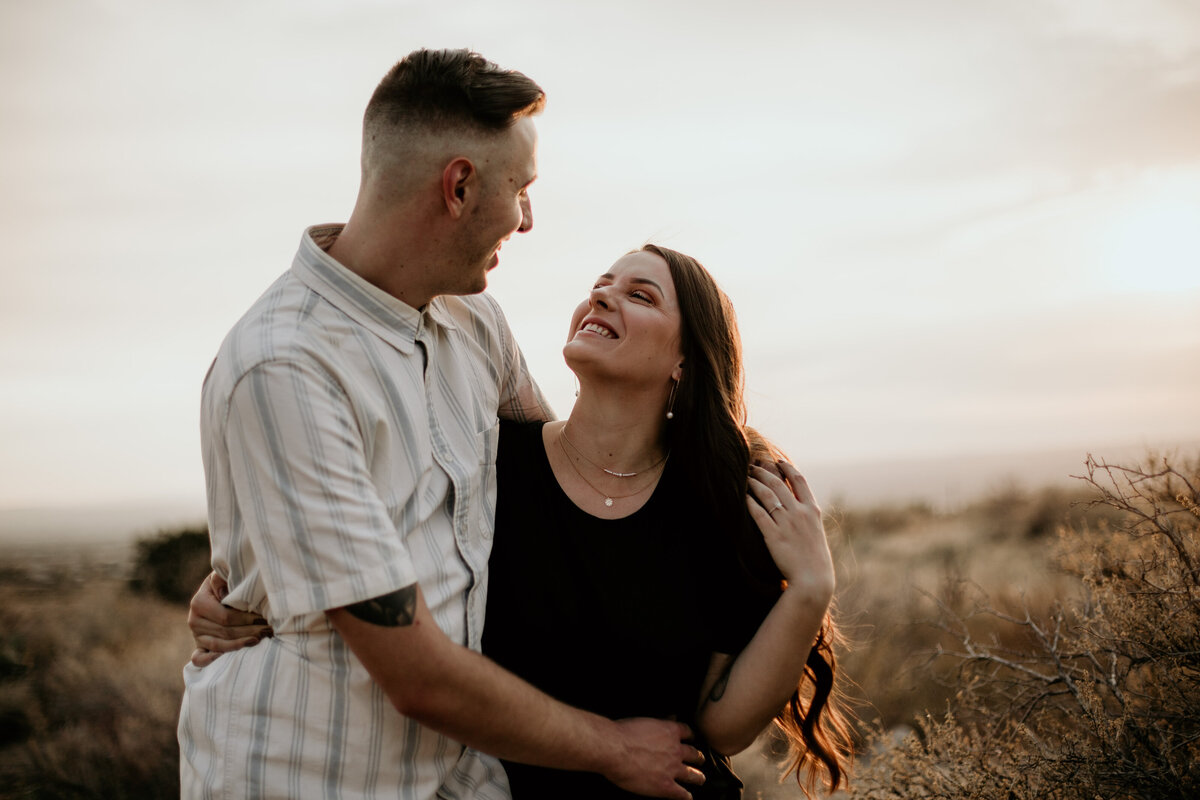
[187,572,273,667]
[606,718,706,799]
[330,586,707,798]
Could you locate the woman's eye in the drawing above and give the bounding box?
[632,290,652,302]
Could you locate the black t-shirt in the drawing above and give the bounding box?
[482,420,774,799]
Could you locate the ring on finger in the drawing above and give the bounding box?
[768,502,784,515]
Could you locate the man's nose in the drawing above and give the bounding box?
[517,194,533,233]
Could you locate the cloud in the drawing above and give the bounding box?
[875,22,1200,182]
[3,0,1199,506]
[747,290,1200,461]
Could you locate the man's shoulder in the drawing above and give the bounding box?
[206,272,336,391]
[435,292,505,327]
[434,292,514,350]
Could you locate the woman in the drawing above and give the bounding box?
[189,245,852,797]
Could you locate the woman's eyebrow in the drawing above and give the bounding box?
[598,273,663,293]
[630,278,664,293]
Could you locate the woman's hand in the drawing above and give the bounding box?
[696,462,837,754]
[746,462,835,600]
[188,571,273,667]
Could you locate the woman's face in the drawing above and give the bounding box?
[563,250,684,385]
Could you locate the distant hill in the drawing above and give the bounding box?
[792,438,1200,510]
[0,498,205,546]
[1,438,1197,544]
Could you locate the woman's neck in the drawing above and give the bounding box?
[561,392,668,471]
[543,413,669,519]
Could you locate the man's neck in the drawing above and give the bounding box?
[326,211,438,309]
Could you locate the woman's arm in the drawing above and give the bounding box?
[187,572,273,667]
[694,462,835,755]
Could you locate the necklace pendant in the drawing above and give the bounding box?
[604,497,614,507]
[602,468,637,478]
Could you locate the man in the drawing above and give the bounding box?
[178,49,704,800]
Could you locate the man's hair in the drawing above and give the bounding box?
[364,48,545,137]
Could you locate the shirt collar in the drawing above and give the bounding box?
[291,224,457,354]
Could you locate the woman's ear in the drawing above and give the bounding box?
[442,158,476,219]
[671,362,683,382]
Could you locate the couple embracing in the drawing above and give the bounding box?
[179,48,851,800]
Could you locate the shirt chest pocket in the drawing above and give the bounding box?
[466,419,501,544]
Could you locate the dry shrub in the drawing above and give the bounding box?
[969,483,1126,543]
[849,454,1200,799]
[830,502,1068,736]
[127,526,211,604]
[831,502,939,541]
[0,577,193,799]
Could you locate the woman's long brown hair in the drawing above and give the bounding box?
[645,244,854,795]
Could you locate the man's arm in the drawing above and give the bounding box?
[223,359,701,798]
[482,293,555,423]
[329,585,705,800]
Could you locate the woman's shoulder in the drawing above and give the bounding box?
[498,419,548,464]
[499,418,545,439]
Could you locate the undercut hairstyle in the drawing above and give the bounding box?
[644,244,855,796]
[364,48,545,139]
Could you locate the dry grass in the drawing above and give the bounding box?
[0,465,1179,799]
[0,562,193,800]
[829,488,1093,735]
[735,477,1136,797]
[843,455,1200,799]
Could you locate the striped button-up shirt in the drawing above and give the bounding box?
[179,225,552,800]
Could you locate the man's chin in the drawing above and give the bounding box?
[466,272,490,296]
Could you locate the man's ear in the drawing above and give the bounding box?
[442,157,476,219]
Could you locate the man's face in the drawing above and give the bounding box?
[450,116,538,295]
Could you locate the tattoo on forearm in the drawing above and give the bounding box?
[344,585,418,627]
[708,660,735,703]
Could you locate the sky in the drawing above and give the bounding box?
[2,0,1199,514]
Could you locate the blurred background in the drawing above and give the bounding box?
[3,3,1199,797]
[2,0,1199,533]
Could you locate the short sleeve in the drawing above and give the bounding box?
[702,511,781,656]
[482,294,555,423]
[224,359,418,619]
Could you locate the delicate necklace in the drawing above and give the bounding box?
[556,433,667,508]
[560,425,668,478]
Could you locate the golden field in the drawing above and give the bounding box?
[1,453,1195,799]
